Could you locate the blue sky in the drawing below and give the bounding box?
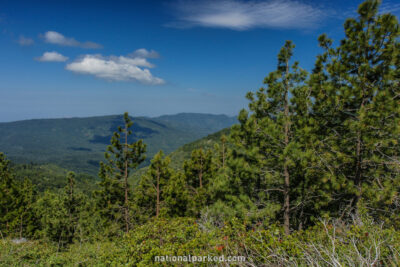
[0,0,399,122]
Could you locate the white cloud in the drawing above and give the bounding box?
[17,35,34,46]
[65,52,164,85]
[169,0,325,30]
[43,31,102,49]
[35,51,69,62]
[130,48,160,58]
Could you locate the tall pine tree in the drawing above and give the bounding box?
[138,150,173,218]
[309,0,400,221]
[0,153,19,237]
[230,41,309,234]
[183,148,214,216]
[97,112,146,233]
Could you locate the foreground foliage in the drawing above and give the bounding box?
[1,216,399,266]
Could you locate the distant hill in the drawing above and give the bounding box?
[155,113,236,137]
[0,113,236,175]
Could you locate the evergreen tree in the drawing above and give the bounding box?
[203,135,243,226]
[163,172,189,217]
[0,153,20,237]
[183,148,214,215]
[35,171,87,246]
[15,178,38,238]
[134,151,179,219]
[214,135,228,169]
[184,148,213,189]
[143,151,173,218]
[230,41,309,234]
[209,135,231,202]
[63,172,79,243]
[96,112,146,233]
[309,0,400,221]
[35,190,67,245]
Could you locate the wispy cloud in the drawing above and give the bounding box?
[42,31,102,49]
[334,0,400,23]
[168,0,325,30]
[35,51,69,62]
[379,1,400,15]
[65,49,164,85]
[17,35,34,46]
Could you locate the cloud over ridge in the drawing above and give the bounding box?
[65,49,164,85]
[169,0,324,30]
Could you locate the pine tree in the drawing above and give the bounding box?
[214,135,228,169]
[15,178,38,238]
[209,135,231,202]
[63,172,79,243]
[184,148,213,190]
[0,153,20,237]
[149,151,172,218]
[309,0,400,221]
[35,171,86,246]
[230,41,309,234]
[97,112,146,233]
[134,151,173,218]
[183,148,214,215]
[163,172,189,217]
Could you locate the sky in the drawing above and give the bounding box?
[0,0,400,122]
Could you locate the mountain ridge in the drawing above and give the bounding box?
[0,112,235,124]
[0,113,237,174]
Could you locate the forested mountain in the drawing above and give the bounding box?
[155,113,235,137]
[10,127,230,192]
[0,113,236,174]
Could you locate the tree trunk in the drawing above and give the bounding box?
[156,168,160,218]
[298,181,305,231]
[19,213,23,238]
[283,60,291,236]
[199,158,203,188]
[222,139,225,168]
[124,126,129,233]
[353,22,370,221]
[353,128,362,220]
[69,179,73,198]
[283,163,290,235]
[353,98,365,221]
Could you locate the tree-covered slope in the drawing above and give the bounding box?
[0,113,236,174]
[129,128,231,186]
[13,163,97,193]
[167,127,231,170]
